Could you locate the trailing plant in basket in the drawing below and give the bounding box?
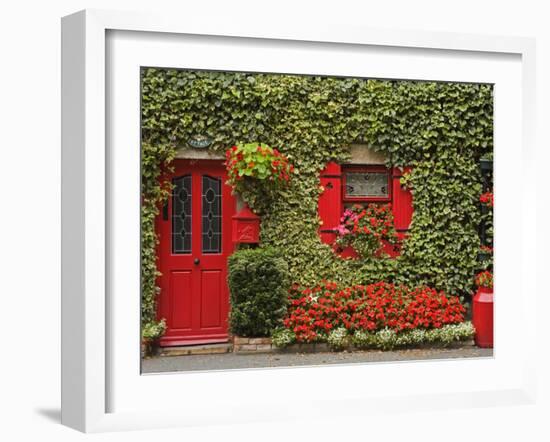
[225,143,294,194]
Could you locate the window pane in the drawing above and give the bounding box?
[202,175,222,254]
[345,171,388,198]
[172,175,192,254]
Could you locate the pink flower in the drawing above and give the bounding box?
[335,224,349,236]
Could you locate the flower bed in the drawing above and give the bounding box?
[273,281,473,351]
[272,322,475,352]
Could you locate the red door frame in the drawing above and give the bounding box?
[156,159,236,346]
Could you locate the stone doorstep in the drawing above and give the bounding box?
[160,342,233,357]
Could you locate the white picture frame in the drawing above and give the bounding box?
[61,9,537,433]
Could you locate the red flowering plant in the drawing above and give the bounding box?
[480,245,493,254]
[225,142,294,194]
[283,281,466,343]
[334,203,400,258]
[478,191,494,270]
[479,192,494,207]
[474,270,493,290]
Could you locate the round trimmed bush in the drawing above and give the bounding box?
[228,247,290,337]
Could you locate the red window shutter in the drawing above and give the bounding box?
[392,166,413,239]
[318,161,342,245]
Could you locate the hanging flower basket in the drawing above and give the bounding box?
[224,143,294,195]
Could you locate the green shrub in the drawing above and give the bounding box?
[375,328,398,350]
[352,330,378,349]
[327,327,350,351]
[424,322,475,345]
[354,322,475,350]
[228,247,290,337]
[395,328,426,347]
[278,322,475,351]
[141,318,167,341]
[271,328,296,348]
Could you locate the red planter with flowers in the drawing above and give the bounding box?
[333,203,400,260]
[472,271,494,348]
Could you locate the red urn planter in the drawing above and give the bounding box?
[472,286,494,348]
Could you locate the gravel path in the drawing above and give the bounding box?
[141,346,493,374]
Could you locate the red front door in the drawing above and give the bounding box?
[157,159,236,346]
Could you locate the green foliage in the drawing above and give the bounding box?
[228,248,291,337]
[274,322,475,351]
[142,319,167,341]
[479,189,493,271]
[373,328,399,350]
[271,327,297,347]
[327,327,351,351]
[395,157,483,295]
[140,68,493,326]
[352,321,474,350]
[140,140,176,327]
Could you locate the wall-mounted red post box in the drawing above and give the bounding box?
[232,204,260,244]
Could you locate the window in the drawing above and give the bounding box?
[172,175,192,254]
[342,165,391,202]
[201,175,222,254]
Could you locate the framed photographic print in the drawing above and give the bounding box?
[61,9,537,433]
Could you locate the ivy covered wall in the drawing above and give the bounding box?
[141,68,493,326]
